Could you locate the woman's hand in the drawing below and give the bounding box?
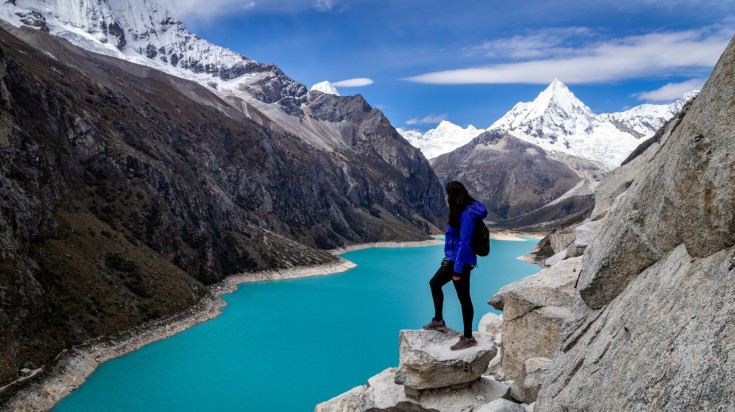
[453,275,461,281]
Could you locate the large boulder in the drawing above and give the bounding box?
[315,385,365,412]
[394,330,497,390]
[573,219,601,248]
[563,219,602,258]
[368,368,509,412]
[521,357,551,403]
[475,399,528,412]
[315,368,511,412]
[548,227,577,254]
[478,312,503,340]
[488,257,580,383]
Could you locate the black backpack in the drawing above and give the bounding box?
[472,219,490,256]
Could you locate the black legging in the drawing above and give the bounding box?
[429,261,474,338]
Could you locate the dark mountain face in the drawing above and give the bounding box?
[431,130,585,226]
[0,25,444,392]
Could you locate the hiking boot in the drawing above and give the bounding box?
[422,319,448,333]
[450,336,478,351]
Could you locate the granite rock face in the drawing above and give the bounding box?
[536,35,735,410]
[478,312,503,340]
[521,357,551,403]
[475,399,528,412]
[489,257,580,385]
[316,368,511,412]
[395,330,497,390]
[575,37,735,310]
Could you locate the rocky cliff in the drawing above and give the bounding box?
[0,23,444,399]
[535,34,735,410]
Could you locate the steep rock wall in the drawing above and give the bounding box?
[536,34,735,410]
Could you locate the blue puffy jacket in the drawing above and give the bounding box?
[444,200,488,275]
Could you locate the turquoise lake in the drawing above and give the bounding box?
[53,239,540,412]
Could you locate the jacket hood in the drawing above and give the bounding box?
[466,200,488,220]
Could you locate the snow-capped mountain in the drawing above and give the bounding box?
[397,121,482,159]
[1,0,307,114]
[310,81,340,96]
[489,80,697,169]
[599,90,698,138]
[402,80,696,168]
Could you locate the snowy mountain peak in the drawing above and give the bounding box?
[487,81,697,169]
[1,0,308,114]
[489,79,596,150]
[403,81,696,169]
[397,121,482,159]
[532,79,592,118]
[310,81,340,96]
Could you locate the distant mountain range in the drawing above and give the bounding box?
[426,80,697,229]
[400,80,697,169]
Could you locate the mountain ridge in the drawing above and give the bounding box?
[1,0,311,114]
[400,81,696,168]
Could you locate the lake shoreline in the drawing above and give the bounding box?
[3,237,446,411]
[6,234,543,411]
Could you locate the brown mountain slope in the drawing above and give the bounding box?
[0,23,443,394]
[431,130,591,226]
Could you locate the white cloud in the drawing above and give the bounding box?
[634,78,706,102]
[314,0,337,11]
[157,0,347,21]
[406,114,447,125]
[466,27,592,60]
[406,27,732,85]
[157,0,256,21]
[332,78,374,87]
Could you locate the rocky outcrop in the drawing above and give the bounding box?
[395,330,497,390]
[521,357,551,403]
[488,257,580,389]
[317,368,511,412]
[536,34,735,410]
[475,399,528,412]
[315,329,525,412]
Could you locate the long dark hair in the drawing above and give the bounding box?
[446,181,474,228]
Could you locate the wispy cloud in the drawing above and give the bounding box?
[406,26,732,85]
[406,114,447,125]
[634,78,705,102]
[332,78,374,87]
[314,0,337,11]
[158,0,350,21]
[465,27,593,60]
[157,0,256,21]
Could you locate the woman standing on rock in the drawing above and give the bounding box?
[423,181,488,350]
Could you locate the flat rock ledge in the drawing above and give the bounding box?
[395,329,497,390]
[316,367,511,412]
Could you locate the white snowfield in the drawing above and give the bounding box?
[398,121,483,159]
[310,81,341,96]
[400,80,696,169]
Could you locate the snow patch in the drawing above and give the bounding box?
[310,81,340,96]
[398,120,482,159]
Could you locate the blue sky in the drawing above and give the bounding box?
[160,0,734,131]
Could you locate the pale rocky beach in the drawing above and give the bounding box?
[491,232,545,242]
